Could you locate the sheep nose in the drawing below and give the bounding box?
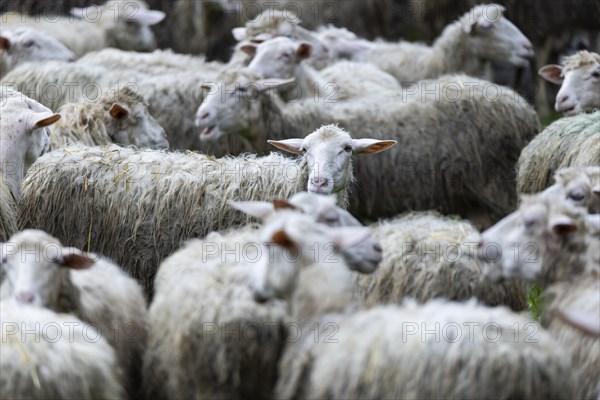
[557,94,570,105]
[16,291,35,304]
[477,240,485,249]
[199,112,210,120]
[311,177,327,188]
[373,243,382,253]
[522,43,533,52]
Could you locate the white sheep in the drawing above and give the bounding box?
[481,192,599,399]
[0,300,125,399]
[0,27,75,78]
[242,37,400,101]
[20,125,395,296]
[49,86,169,150]
[250,215,576,399]
[517,111,600,195]
[355,4,534,83]
[195,72,540,225]
[145,193,374,399]
[0,88,60,202]
[1,0,165,57]
[539,50,600,115]
[0,229,148,398]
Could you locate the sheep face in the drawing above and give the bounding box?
[288,192,382,274]
[269,125,396,196]
[245,37,312,80]
[553,166,600,214]
[479,195,584,283]
[250,211,371,302]
[0,28,76,77]
[195,75,293,142]
[461,4,533,67]
[1,230,94,308]
[539,56,600,115]
[106,102,169,149]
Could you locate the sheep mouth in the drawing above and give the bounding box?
[199,125,218,140]
[562,106,577,116]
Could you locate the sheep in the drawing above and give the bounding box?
[539,50,600,115]
[145,195,373,400]
[0,27,75,78]
[196,72,540,224]
[1,0,165,57]
[243,36,400,101]
[0,229,148,398]
[0,88,58,242]
[250,219,575,399]
[0,300,125,399]
[355,4,534,83]
[480,192,600,399]
[19,125,395,296]
[354,211,527,311]
[49,86,169,150]
[0,88,60,202]
[516,111,600,195]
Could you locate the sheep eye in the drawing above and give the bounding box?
[24,40,35,47]
[523,219,536,229]
[569,192,585,202]
[592,71,600,79]
[299,147,306,154]
[344,145,352,152]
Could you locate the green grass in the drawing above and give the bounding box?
[527,284,544,321]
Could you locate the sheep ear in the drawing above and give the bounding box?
[30,112,61,130]
[593,185,600,197]
[240,43,258,57]
[297,43,312,59]
[327,226,373,250]
[539,65,564,84]
[109,103,129,120]
[352,139,397,155]
[200,82,217,95]
[272,199,298,210]
[271,229,295,248]
[232,27,247,41]
[549,215,578,236]
[60,253,95,269]
[268,138,304,155]
[228,200,275,219]
[0,36,10,50]
[256,78,295,92]
[126,10,165,25]
[557,309,600,336]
